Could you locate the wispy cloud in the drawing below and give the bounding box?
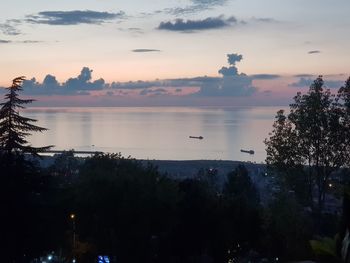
[25,10,125,25]
[251,74,281,80]
[308,50,321,54]
[158,16,237,32]
[293,74,314,78]
[0,22,21,35]
[289,77,344,88]
[0,39,43,44]
[140,88,169,96]
[250,17,278,23]
[153,0,227,16]
[191,0,227,6]
[132,49,161,53]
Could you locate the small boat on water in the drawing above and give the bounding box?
[240,149,255,155]
[189,136,204,140]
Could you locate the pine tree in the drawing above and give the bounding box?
[0,76,52,156]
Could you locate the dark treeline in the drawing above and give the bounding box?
[0,152,317,262]
[1,76,350,263]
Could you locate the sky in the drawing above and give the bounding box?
[0,0,349,106]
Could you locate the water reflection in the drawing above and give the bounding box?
[23,107,286,162]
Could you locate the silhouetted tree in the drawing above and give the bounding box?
[262,193,313,260]
[74,153,179,262]
[222,165,261,258]
[0,76,52,158]
[0,77,53,262]
[265,76,349,212]
[338,77,350,167]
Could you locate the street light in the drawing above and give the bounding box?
[70,213,76,262]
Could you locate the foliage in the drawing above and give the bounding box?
[49,150,81,177]
[224,164,260,206]
[262,193,313,260]
[265,76,349,212]
[310,236,339,263]
[337,77,350,167]
[73,153,180,262]
[0,76,52,158]
[0,153,52,262]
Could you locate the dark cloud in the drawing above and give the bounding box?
[289,77,344,89]
[158,16,237,32]
[308,50,321,54]
[227,53,242,65]
[21,67,105,95]
[251,74,280,80]
[218,53,242,76]
[26,10,125,25]
[0,39,11,43]
[132,49,161,53]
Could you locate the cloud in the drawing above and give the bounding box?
[25,10,125,25]
[11,53,257,98]
[289,77,344,89]
[140,88,169,96]
[194,53,257,96]
[108,76,222,90]
[162,6,208,16]
[153,0,227,16]
[21,40,43,43]
[262,90,272,96]
[308,50,321,54]
[158,16,237,32]
[191,0,227,5]
[132,49,161,53]
[293,74,314,78]
[0,39,43,44]
[251,74,280,80]
[21,67,105,95]
[0,22,21,35]
[218,53,242,76]
[250,17,278,23]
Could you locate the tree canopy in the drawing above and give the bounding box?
[0,76,52,157]
[265,76,350,212]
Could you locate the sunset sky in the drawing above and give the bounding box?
[1,0,349,106]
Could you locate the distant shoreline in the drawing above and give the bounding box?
[39,154,266,179]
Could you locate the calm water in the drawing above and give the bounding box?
[23,107,285,163]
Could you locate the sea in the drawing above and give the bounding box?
[23,106,286,163]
